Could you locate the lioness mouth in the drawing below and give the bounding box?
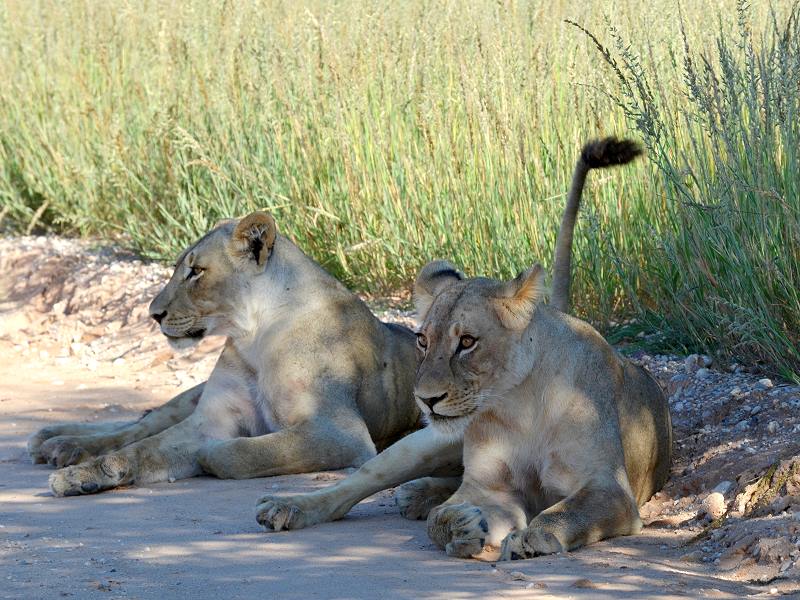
[165,328,206,340]
[429,413,461,421]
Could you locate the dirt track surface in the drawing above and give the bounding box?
[1,236,799,599]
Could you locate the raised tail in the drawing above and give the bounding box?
[550,137,643,313]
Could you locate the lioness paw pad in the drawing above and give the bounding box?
[429,504,490,559]
[40,437,92,468]
[500,527,564,560]
[256,498,304,531]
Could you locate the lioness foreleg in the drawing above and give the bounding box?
[500,479,641,559]
[35,383,204,468]
[255,427,461,531]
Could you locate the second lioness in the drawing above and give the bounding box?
[31,212,419,496]
[255,138,672,561]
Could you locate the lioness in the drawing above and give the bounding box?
[255,138,672,561]
[29,212,420,496]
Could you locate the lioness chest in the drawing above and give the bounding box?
[462,404,586,514]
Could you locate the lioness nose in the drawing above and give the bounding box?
[418,392,448,410]
[151,310,167,324]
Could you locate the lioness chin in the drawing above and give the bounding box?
[30,212,421,496]
[255,137,672,561]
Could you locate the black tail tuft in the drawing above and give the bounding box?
[580,137,643,169]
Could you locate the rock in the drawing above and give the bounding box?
[750,405,762,415]
[673,402,684,413]
[757,378,774,390]
[696,368,711,380]
[701,492,727,520]
[713,481,734,496]
[767,420,779,434]
[668,373,690,396]
[684,354,701,373]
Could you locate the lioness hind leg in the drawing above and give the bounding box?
[199,411,378,480]
[48,404,235,497]
[396,476,461,520]
[36,383,204,468]
[500,482,640,560]
[28,421,128,464]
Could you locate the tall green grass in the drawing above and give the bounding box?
[0,1,797,379]
[577,2,800,379]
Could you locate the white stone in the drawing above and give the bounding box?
[701,492,727,520]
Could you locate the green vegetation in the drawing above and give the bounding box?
[0,1,797,379]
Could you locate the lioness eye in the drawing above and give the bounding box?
[186,266,203,280]
[458,335,476,351]
[416,333,428,350]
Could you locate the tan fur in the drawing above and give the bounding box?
[30,211,420,496]
[254,139,671,563]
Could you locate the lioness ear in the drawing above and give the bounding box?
[229,211,277,267]
[492,264,546,330]
[414,260,464,320]
[212,217,236,230]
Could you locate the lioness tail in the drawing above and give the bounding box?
[550,137,642,313]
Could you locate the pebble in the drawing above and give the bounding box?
[767,420,779,434]
[757,378,774,389]
[695,368,711,380]
[750,405,762,415]
[673,402,685,413]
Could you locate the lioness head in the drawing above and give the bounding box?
[412,260,546,435]
[149,211,277,347]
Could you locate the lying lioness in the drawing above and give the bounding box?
[255,138,672,560]
[29,213,420,496]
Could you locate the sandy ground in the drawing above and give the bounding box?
[1,236,798,599]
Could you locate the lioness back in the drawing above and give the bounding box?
[617,361,672,505]
[539,306,672,507]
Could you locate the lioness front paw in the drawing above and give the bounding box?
[427,503,491,559]
[49,454,131,497]
[500,527,564,560]
[255,494,326,531]
[39,436,93,468]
